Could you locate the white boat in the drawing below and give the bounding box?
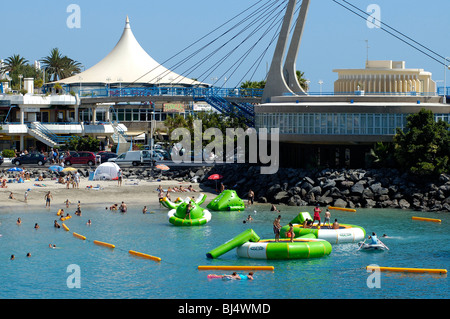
[358,242,387,251]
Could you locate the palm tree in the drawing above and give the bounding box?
[40,48,83,82]
[296,70,309,91]
[0,54,29,74]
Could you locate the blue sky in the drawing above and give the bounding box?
[1,0,449,92]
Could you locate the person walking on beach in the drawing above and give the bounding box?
[273,215,282,242]
[117,169,123,186]
[45,191,53,208]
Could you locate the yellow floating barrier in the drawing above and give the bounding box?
[60,216,72,221]
[128,250,161,262]
[412,216,441,223]
[73,232,86,240]
[328,206,357,212]
[57,209,63,216]
[366,266,447,275]
[198,265,274,271]
[62,223,70,232]
[93,240,115,249]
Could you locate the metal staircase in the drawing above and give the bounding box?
[111,122,132,154]
[196,94,255,127]
[28,122,73,147]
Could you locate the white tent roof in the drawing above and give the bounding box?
[60,16,205,87]
[93,162,121,180]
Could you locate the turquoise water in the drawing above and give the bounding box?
[0,202,448,299]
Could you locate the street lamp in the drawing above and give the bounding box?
[18,74,23,91]
[318,80,324,95]
[444,57,450,104]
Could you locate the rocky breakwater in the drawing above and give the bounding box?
[201,164,450,212]
[1,166,213,184]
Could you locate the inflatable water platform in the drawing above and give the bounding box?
[280,212,365,244]
[168,197,211,226]
[206,229,331,260]
[207,190,245,211]
[161,193,207,209]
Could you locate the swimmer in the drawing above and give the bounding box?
[54,220,61,228]
[34,223,39,229]
[10,255,15,260]
[49,244,56,249]
[26,252,31,257]
[17,217,22,225]
[246,215,253,222]
[238,272,254,280]
[142,206,147,214]
[119,201,127,213]
[86,219,92,225]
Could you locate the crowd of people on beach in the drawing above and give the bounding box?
[157,184,198,201]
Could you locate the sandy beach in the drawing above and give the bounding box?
[1,177,217,210]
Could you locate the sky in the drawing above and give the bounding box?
[1,0,450,92]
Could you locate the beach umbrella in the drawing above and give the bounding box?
[7,167,23,172]
[207,174,223,180]
[208,174,223,192]
[155,164,170,171]
[62,167,77,173]
[49,165,64,172]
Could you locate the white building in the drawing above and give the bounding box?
[333,60,436,95]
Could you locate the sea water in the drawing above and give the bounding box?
[0,203,448,299]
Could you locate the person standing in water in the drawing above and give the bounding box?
[273,215,282,242]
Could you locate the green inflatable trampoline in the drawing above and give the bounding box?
[168,198,211,226]
[161,193,207,209]
[207,190,245,211]
[206,229,332,260]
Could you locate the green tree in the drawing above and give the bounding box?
[296,70,309,91]
[367,142,397,168]
[0,54,30,88]
[40,48,83,82]
[63,136,100,152]
[393,109,450,176]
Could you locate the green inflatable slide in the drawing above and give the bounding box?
[207,190,245,211]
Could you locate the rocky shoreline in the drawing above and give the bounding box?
[3,164,450,212]
[202,164,450,213]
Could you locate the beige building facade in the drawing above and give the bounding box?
[333,60,436,95]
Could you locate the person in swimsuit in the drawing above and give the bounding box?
[312,204,321,226]
[288,223,295,242]
[323,209,331,228]
[44,191,53,208]
[273,215,281,242]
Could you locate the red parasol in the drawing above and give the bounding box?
[207,174,223,180]
[208,174,223,193]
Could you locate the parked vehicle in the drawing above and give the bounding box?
[97,151,118,163]
[12,153,47,166]
[64,151,96,166]
[108,150,157,166]
[109,151,142,166]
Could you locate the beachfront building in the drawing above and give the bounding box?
[333,60,436,95]
[0,16,210,152]
[256,61,449,169]
[57,16,210,147]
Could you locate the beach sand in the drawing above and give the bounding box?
[1,177,218,210]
